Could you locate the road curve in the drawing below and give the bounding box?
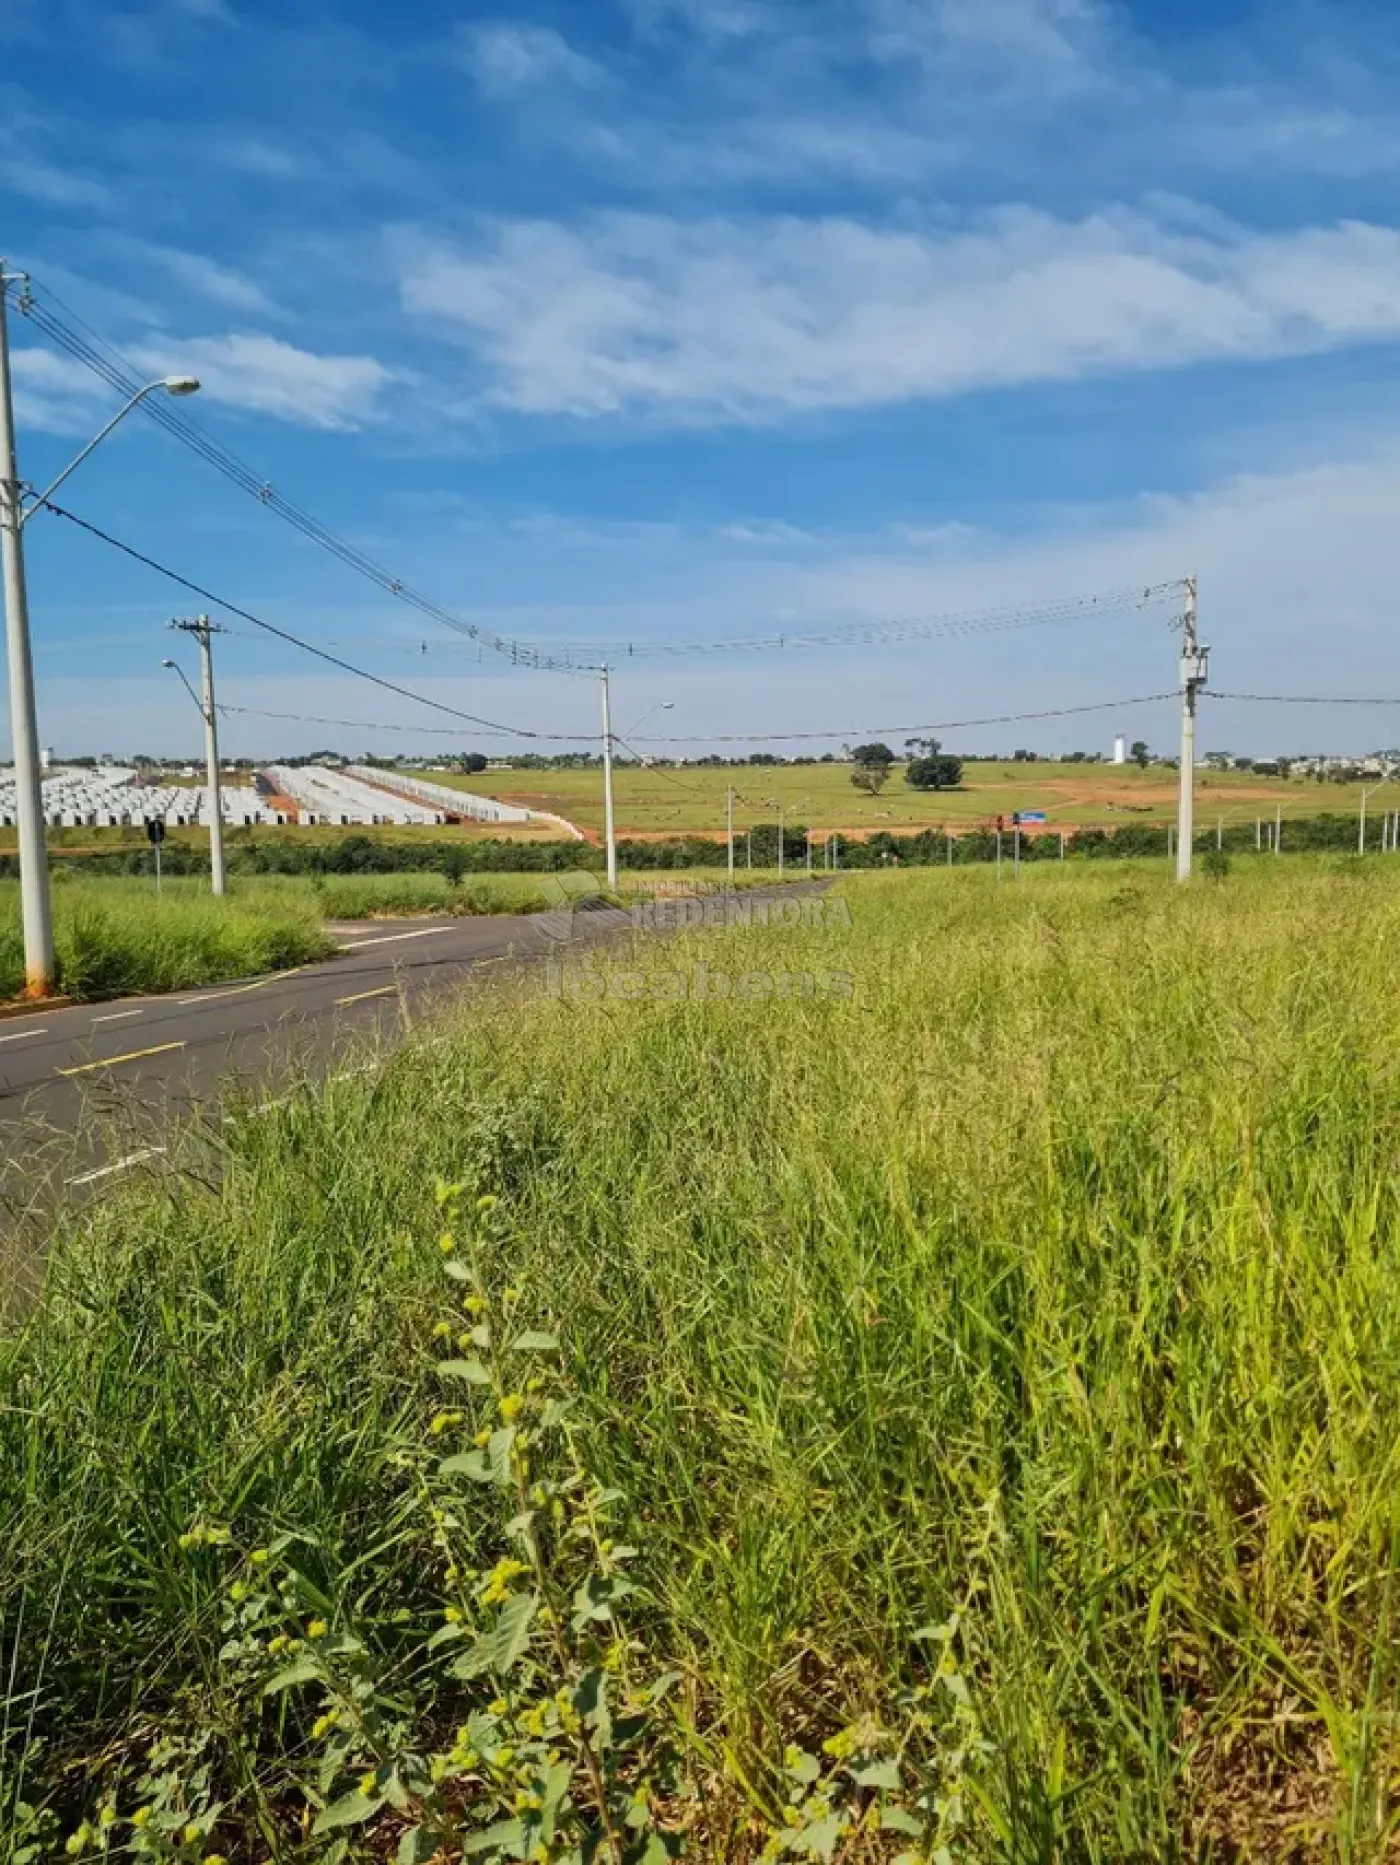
[0,886,823,1219]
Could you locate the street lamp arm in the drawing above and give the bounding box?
[19,377,200,526]
[162,657,206,721]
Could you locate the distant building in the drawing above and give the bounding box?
[1113,734,1127,765]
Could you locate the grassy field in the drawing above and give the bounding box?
[6,763,1379,853]
[5,856,1400,1858]
[0,878,336,1003]
[430,758,1376,839]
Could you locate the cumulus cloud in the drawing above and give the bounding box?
[136,244,279,316]
[9,346,110,433]
[455,21,600,95]
[128,332,394,427]
[395,207,1400,423]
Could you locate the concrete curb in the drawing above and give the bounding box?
[0,995,74,1022]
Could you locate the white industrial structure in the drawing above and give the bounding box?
[347,765,531,826]
[1,761,546,834]
[1113,734,1127,765]
[0,765,276,829]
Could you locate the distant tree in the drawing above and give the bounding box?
[850,742,895,794]
[460,752,488,774]
[748,752,780,766]
[1131,740,1151,768]
[906,753,964,791]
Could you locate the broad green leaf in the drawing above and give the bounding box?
[796,1811,845,1859]
[443,1259,472,1282]
[438,1358,492,1385]
[439,1450,494,1483]
[397,1825,434,1864]
[452,1591,537,1678]
[462,1818,524,1855]
[427,1621,466,1651]
[494,1590,539,1670]
[509,1330,559,1353]
[263,1657,321,1696]
[312,1791,383,1834]
[853,1760,901,1790]
[878,1808,922,1836]
[488,1426,516,1483]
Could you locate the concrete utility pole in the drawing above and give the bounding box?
[726,786,735,881]
[169,616,228,895]
[599,666,617,892]
[1176,573,1207,882]
[1,262,200,995]
[0,264,53,996]
[1275,802,1282,858]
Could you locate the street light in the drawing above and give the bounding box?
[2,254,200,994]
[20,377,201,525]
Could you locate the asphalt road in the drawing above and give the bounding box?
[0,886,822,1222]
[0,903,627,1217]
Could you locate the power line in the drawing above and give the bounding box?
[625,692,1180,743]
[16,273,1186,672]
[1210,690,1400,708]
[35,495,582,741]
[15,277,594,677]
[534,582,1186,661]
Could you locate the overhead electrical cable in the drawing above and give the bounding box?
[36,496,585,740]
[18,273,1187,672]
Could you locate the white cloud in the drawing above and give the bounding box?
[396,207,1400,423]
[128,333,395,428]
[8,346,108,434]
[0,142,110,209]
[868,0,1102,68]
[136,244,279,316]
[454,21,600,95]
[624,0,774,38]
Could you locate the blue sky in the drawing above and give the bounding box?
[5,0,1400,759]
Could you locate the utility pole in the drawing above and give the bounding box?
[0,264,55,997]
[170,615,228,895]
[777,805,784,878]
[599,665,617,892]
[1176,573,1206,882]
[1275,803,1282,858]
[726,786,734,882]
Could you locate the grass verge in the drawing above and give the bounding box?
[0,880,335,1003]
[5,858,1400,1857]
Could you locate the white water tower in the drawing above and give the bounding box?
[41,745,54,771]
[1113,734,1127,765]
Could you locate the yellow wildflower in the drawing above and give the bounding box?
[499,1393,524,1421]
[307,1618,329,1640]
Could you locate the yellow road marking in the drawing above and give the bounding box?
[335,984,398,1007]
[59,1041,186,1078]
[177,967,304,1006]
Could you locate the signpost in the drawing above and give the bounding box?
[146,816,165,895]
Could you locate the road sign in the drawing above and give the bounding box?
[145,818,166,845]
[1021,811,1047,824]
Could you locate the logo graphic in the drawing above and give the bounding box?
[535,869,607,944]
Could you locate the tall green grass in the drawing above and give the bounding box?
[0,878,335,1002]
[5,858,1400,1856]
